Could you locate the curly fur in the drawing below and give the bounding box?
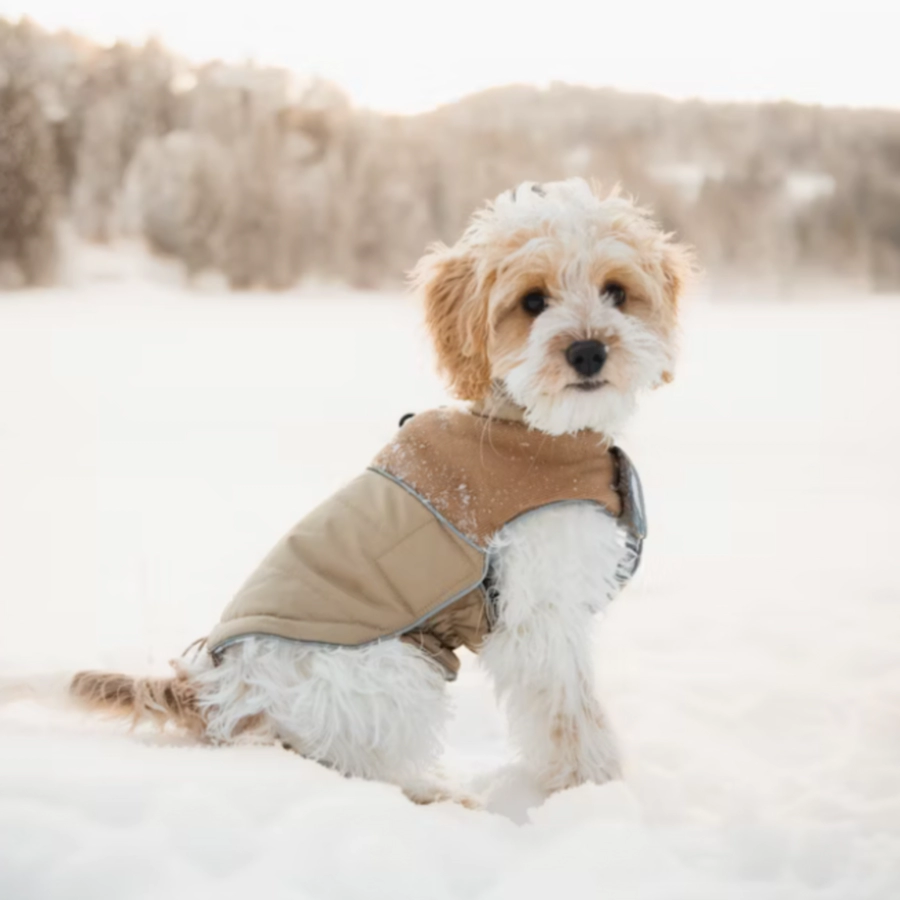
[481,504,626,790]
[185,638,450,784]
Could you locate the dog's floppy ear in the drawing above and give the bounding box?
[658,239,695,385]
[661,238,695,312]
[413,244,492,401]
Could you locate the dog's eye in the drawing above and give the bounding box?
[603,281,627,308]
[521,291,547,316]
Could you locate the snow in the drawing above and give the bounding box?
[2,280,900,899]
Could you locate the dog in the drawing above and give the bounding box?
[4,178,692,806]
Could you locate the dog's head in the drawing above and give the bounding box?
[416,178,693,435]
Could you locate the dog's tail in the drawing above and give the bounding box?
[0,669,207,735]
[69,670,207,734]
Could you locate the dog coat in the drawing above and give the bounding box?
[207,407,646,679]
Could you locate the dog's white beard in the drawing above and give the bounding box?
[502,311,671,437]
[513,384,637,438]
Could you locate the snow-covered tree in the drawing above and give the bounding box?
[119,131,231,275]
[0,72,59,286]
[4,16,900,290]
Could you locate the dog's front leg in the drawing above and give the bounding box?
[480,609,622,792]
[480,507,624,793]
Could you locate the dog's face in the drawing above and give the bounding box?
[417,178,693,435]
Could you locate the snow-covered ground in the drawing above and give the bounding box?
[1,281,899,899]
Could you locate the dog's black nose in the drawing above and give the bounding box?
[565,340,607,377]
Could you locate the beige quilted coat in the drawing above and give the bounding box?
[208,407,644,678]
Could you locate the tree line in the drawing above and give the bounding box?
[2,17,900,292]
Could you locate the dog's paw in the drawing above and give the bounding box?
[400,774,483,809]
[540,759,621,794]
[539,735,623,794]
[404,786,482,809]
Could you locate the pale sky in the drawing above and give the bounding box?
[3,0,898,114]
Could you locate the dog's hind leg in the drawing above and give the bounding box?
[195,636,479,805]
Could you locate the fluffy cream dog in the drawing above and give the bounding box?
[5,178,692,805]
